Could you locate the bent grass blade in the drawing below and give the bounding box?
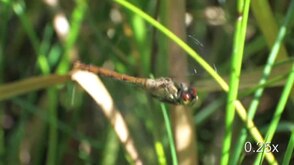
[71,70,143,164]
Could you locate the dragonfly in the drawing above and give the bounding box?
[73,61,198,105]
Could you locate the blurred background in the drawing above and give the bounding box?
[0,0,293,164]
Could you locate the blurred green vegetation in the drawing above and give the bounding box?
[0,0,293,164]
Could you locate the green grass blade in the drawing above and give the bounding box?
[101,129,120,165]
[160,104,177,165]
[282,129,294,165]
[222,0,251,164]
[56,0,87,74]
[12,1,39,53]
[12,1,50,74]
[0,2,10,164]
[0,75,70,101]
[38,25,54,75]
[128,5,151,75]
[46,88,58,165]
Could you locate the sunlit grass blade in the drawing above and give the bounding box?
[251,0,289,61]
[71,70,143,164]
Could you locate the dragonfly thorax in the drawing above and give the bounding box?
[145,78,198,105]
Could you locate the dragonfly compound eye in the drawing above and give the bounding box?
[190,87,198,100]
[180,87,198,104]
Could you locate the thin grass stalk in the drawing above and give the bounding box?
[101,129,120,165]
[12,1,39,54]
[0,1,10,164]
[160,104,177,165]
[38,25,54,75]
[6,115,24,164]
[12,1,50,74]
[46,89,58,165]
[222,0,251,164]
[56,0,87,74]
[0,110,4,164]
[282,129,294,165]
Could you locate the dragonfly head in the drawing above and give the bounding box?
[178,83,198,105]
[145,78,198,105]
